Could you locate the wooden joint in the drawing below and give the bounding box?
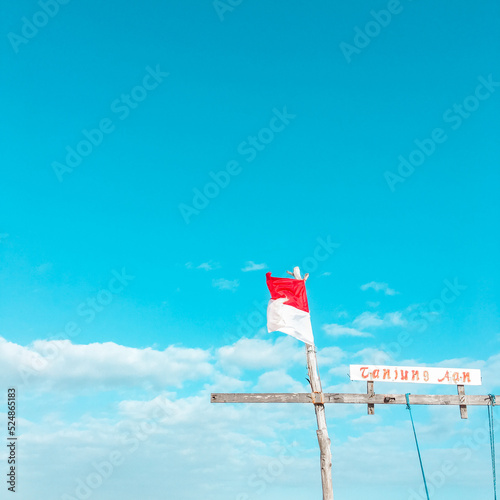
[312,392,324,405]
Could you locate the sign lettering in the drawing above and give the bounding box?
[349,365,482,386]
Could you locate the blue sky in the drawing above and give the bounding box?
[1,0,499,499]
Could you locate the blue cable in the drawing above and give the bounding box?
[488,394,497,500]
[406,393,430,500]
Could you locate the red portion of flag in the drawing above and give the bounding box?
[266,272,310,313]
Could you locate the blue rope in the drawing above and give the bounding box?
[406,393,430,500]
[488,394,497,500]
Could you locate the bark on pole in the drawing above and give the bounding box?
[291,267,334,500]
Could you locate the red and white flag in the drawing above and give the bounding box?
[266,272,314,345]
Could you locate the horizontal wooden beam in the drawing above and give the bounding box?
[211,392,499,406]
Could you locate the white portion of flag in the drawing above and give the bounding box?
[267,298,314,345]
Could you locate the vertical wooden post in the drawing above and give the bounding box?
[457,384,468,419]
[367,381,375,415]
[290,267,333,500]
[306,343,334,500]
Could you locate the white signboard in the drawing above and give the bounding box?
[350,364,482,386]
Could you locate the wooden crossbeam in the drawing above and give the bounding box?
[211,392,499,406]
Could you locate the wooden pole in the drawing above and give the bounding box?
[367,381,375,415]
[457,384,468,419]
[307,342,334,500]
[290,267,333,500]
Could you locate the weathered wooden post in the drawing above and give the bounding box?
[289,266,333,500]
[306,342,334,499]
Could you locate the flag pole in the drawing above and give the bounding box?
[289,266,333,500]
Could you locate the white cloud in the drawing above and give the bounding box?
[241,261,267,272]
[197,261,220,271]
[217,336,303,373]
[352,311,407,330]
[322,324,372,338]
[351,414,382,425]
[1,334,498,500]
[185,261,220,271]
[197,262,213,271]
[322,311,408,337]
[385,311,407,326]
[316,346,346,366]
[323,309,408,339]
[352,347,393,365]
[18,392,493,500]
[212,278,239,291]
[0,337,213,391]
[352,311,384,329]
[209,372,251,392]
[334,310,349,319]
[360,281,399,295]
[254,370,307,392]
[13,389,320,500]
